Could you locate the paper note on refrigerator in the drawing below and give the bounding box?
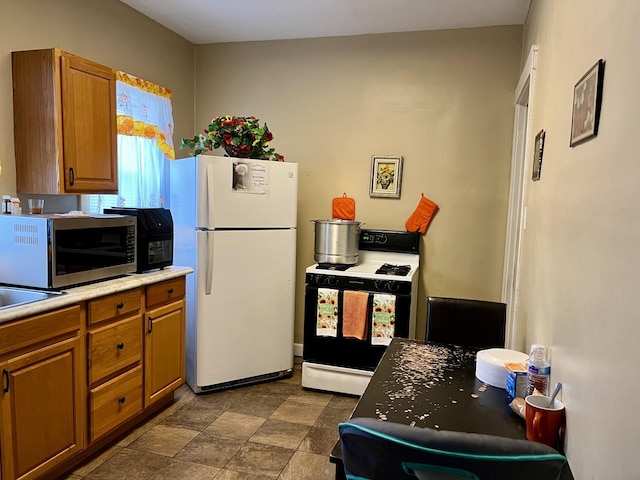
[371,293,396,345]
[317,288,338,337]
[232,161,269,194]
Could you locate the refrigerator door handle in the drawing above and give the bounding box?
[205,160,215,229]
[205,231,214,295]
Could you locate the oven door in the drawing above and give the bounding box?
[303,284,411,371]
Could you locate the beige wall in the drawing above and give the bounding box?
[521,0,639,477]
[0,0,195,203]
[193,27,523,344]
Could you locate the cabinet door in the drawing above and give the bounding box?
[144,300,185,407]
[0,336,83,480]
[60,52,117,193]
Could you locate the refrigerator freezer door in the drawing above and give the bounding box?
[197,156,298,229]
[192,228,296,389]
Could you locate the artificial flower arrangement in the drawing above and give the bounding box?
[180,115,284,161]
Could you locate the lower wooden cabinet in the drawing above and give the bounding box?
[145,299,185,407]
[0,335,82,480]
[0,275,186,480]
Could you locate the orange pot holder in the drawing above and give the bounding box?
[332,193,356,221]
[405,193,439,234]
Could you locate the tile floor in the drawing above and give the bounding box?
[61,358,357,480]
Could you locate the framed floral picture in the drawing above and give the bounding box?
[370,156,403,198]
[570,59,605,147]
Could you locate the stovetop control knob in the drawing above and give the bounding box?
[387,281,400,292]
[327,276,338,287]
[375,233,388,244]
[315,274,327,286]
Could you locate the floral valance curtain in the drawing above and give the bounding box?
[87,72,174,213]
[116,71,175,161]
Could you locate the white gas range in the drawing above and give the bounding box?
[302,229,421,396]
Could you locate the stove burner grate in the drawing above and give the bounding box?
[316,263,353,271]
[375,263,411,276]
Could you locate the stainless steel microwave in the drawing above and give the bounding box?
[0,214,136,289]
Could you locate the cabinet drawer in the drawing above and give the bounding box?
[0,305,81,357]
[88,316,142,385]
[89,365,143,443]
[88,288,142,326]
[146,278,185,309]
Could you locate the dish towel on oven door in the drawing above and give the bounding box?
[342,290,369,340]
[317,288,339,337]
[371,293,396,345]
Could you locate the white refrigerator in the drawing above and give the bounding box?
[169,155,298,393]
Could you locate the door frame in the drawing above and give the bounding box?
[502,45,537,351]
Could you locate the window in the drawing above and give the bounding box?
[84,72,174,213]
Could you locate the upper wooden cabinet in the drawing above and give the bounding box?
[11,48,118,194]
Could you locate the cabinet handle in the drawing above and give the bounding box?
[117,342,125,350]
[119,396,126,404]
[116,302,124,309]
[2,369,8,393]
[148,316,153,333]
[168,288,174,295]
[69,167,75,186]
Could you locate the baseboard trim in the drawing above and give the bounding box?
[294,342,303,358]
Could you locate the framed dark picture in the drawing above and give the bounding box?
[532,129,545,181]
[570,59,605,147]
[370,156,403,198]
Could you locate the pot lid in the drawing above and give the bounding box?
[311,219,361,225]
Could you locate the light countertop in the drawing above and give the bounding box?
[0,266,193,324]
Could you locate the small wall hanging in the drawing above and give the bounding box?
[370,155,403,198]
[570,59,605,147]
[532,129,545,181]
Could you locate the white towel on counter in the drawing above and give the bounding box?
[316,288,338,337]
[371,293,396,346]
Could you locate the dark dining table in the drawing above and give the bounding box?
[330,337,529,480]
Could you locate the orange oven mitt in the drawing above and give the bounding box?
[332,193,356,221]
[405,193,439,234]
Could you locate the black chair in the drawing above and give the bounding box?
[339,417,574,480]
[425,296,506,348]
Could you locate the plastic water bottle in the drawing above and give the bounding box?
[526,344,550,396]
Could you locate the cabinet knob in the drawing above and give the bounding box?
[168,288,174,295]
[119,396,126,404]
[116,302,124,309]
[117,342,125,350]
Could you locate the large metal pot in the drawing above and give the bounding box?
[311,219,361,265]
